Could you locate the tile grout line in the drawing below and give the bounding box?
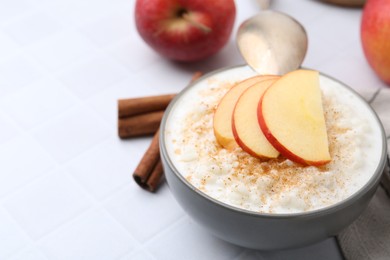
[58,172,144,256]
[30,1,139,104]
[0,84,179,259]
[142,214,187,248]
[0,103,113,202]
[2,1,166,134]
[2,152,139,259]
[0,96,120,259]
[0,168,56,205]
[113,214,188,260]
[115,246,159,260]
[2,3,189,260]
[1,56,153,257]
[0,109,24,145]
[0,107,57,204]
[27,119,146,255]
[0,110,48,259]
[0,5,42,27]
[0,207,38,260]
[7,2,137,120]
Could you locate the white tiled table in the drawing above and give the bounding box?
[0,0,387,259]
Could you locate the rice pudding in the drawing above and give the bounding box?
[164,66,383,214]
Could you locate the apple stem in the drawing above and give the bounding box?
[182,13,212,34]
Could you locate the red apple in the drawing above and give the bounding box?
[361,0,390,85]
[135,0,236,62]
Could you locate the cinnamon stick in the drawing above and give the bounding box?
[118,70,201,119]
[133,129,161,191]
[144,159,164,192]
[129,71,203,192]
[118,110,164,139]
[118,94,176,118]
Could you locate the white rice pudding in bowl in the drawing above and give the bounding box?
[164,66,384,214]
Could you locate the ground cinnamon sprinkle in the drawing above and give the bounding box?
[168,77,371,213]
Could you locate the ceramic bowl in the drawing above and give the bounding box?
[159,65,387,250]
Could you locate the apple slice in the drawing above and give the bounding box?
[258,70,331,166]
[214,75,278,149]
[232,78,280,158]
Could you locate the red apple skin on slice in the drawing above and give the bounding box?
[213,75,278,150]
[232,78,280,159]
[258,70,331,166]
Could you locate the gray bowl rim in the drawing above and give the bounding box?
[160,64,388,219]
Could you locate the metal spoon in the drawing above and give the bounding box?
[237,10,308,75]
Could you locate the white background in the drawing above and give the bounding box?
[0,0,386,259]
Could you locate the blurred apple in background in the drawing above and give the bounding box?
[361,0,390,85]
[135,0,236,62]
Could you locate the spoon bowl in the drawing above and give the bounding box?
[237,11,308,75]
